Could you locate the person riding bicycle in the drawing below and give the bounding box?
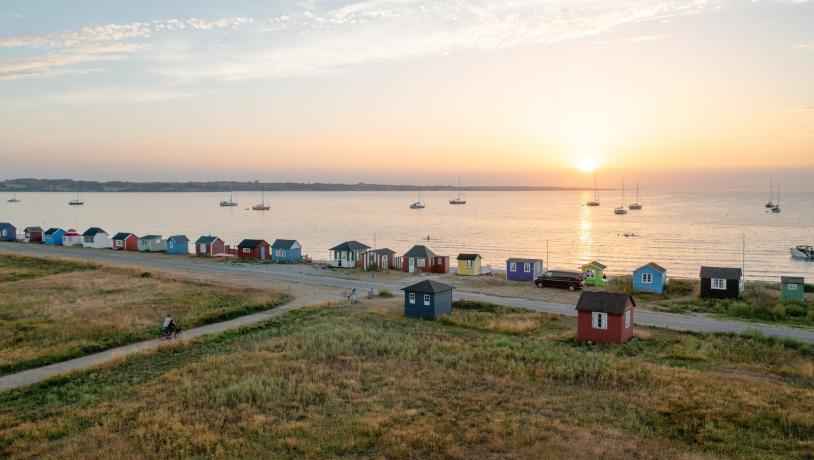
[162,314,180,335]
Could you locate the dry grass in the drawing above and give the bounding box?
[0,255,287,375]
[1,303,812,459]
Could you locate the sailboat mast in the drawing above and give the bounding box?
[594,174,598,201]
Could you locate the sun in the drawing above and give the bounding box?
[575,155,599,173]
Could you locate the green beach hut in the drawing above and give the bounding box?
[581,261,608,287]
[780,276,805,301]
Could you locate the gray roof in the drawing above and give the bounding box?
[44,227,63,235]
[506,258,542,264]
[635,262,667,273]
[24,226,43,232]
[575,291,635,315]
[139,235,161,241]
[404,245,437,259]
[330,240,370,252]
[168,235,188,243]
[781,276,804,284]
[700,266,742,279]
[401,280,455,294]
[272,239,299,249]
[238,239,267,249]
[456,253,481,261]
[0,222,13,227]
[368,248,395,255]
[112,232,134,240]
[82,227,106,237]
[583,260,607,270]
[195,235,221,244]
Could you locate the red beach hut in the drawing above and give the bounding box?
[575,291,635,344]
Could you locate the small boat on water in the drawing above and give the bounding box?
[6,193,20,203]
[220,191,238,207]
[628,182,642,210]
[409,191,425,209]
[449,178,467,205]
[614,179,627,215]
[68,191,84,206]
[790,245,814,260]
[252,183,269,211]
[765,180,775,208]
[770,183,781,213]
[586,173,600,206]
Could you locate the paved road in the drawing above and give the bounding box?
[1,242,812,393]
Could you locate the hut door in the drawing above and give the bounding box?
[409,258,415,273]
[260,246,266,260]
[381,255,388,268]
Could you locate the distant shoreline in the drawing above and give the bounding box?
[0,179,604,193]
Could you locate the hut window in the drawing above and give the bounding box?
[591,312,608,330]
[423,294,431,306]
[168,241,174,248]
[416,259,426,268]
[788,283,798,291]
[625,310,631,328]
[711,278,727,290]
[641,273,652,284]
[242,248,251,253]
[465,260,473,268]
[510,262,517,272]
[585,269,595,279]
[523,263,531,273]
[408,293,415,304]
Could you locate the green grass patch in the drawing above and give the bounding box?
[0,254,97,283]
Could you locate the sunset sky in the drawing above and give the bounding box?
[1,0,812,189]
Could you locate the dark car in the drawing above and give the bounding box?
[535,270,584,291]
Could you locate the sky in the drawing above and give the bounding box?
[0,0,812,189]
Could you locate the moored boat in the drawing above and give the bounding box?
[614,179,627,214]
[410,191,425,209]
[252,183,269,211]
[790,245,813,260]
[628,182,642,210]
[586,173,599,206]
[449,178,467,205]
[220,191,238,207]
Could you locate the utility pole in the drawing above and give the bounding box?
[546,239,550,269]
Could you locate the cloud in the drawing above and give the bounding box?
[0,51,130,81]
[53,87,198,104]
[792,43,814,50]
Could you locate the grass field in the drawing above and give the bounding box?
[1,300,812,459]
[0,254,288,375]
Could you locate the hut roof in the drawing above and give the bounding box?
[44,228,63,235]
[195,235,221,244]
[575,291,635,315]
[700,266,742,279]
[168,235,189,243]
[506,258,542,264]
[64,229,80,236]
[330,240,370,252]
[82,227,106,237]
[456,253,481,261]
[271,239,299,249]
[112,232,134,240]
[781,276,805,284]
[238,239,267,249]
[583,260,607,270]
[24,226,43,232]
[401,280,454,294]
[368,248,396,256]
[404,245,437,258]
[139,235,161,241]
[635,262,667,273]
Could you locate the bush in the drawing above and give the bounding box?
[140,272,152,278]
[377,289,393,298]
[784,302,808,318]
[805,284,814,293]
[607,275,632,293]
[665,278,694,296]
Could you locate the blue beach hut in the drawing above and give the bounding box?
[271,239,302,263]
[43,228,66,245]
[401,280,455,320]
[506,258,544,282]
[632,262,668,294]
[166,235,190,255]
[0,222,16,241]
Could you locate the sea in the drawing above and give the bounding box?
[1,190,812,281]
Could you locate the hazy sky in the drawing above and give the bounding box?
[1,0,812,189]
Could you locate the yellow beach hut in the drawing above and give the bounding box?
[456,253,482,276]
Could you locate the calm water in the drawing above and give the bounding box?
[1,190,813,281]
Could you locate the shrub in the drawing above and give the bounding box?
[607,275,632,293]
[665,278,694,296]
[377,288,393,298]
[140,272,152,278]
[784,302,808,318]
[805,284,814,293]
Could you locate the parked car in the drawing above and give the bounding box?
[535,270,584,291]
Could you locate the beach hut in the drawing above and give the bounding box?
[402,280,455,320]
[43,228,66,246]
[575,291,635,344]
[402,245,449,273]
[82,227,112,249]
[329,241,370,268]
[781,276,805,302]
[456,254,482,276]
[506,258,544,282]
[363,248,398,270]
[23,226,43,243]
[237,239,271,261]
[166,235,189,255]
[62,228,83,247]
[137,235,165,252]
[581,261,608,287]
[699,266,743,299]
[195,236,225,256]
[271,239,302,263]
[111,232,138,251]
[632,262,668,294]
[0,223,16,241]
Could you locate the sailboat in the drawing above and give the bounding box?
[586,174,600,206]
[410,191,426,209]
[765,180,775,208]
[251,183,270,211]
[771,183,781,213]
[449,178,467,205]
[68,190,84,206]
[220,191,238,207]
[6,193,20,203]
[614,180,627,215]
[628,182,643,210]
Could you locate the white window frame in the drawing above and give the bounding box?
[416,258,426,268]
[711,278,726,290]
[787,283,798,291]
[524,263,531,273]
[409,293,415,304]
[625,309,631,328]
[585,269,595,279]
[465,260,473,269]
[242,248,251,254]
[423,294,431,306]
[116,240,122,247]
[641,273,652,284]
[509,262,517,272]
[168,241,174,249]
[591,312,608,330]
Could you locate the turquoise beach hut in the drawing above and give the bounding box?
[632,262,667,294]
[43,228,66,245]
[0,222,15,241]
[271,239,302,263]
[166,235,190,255]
